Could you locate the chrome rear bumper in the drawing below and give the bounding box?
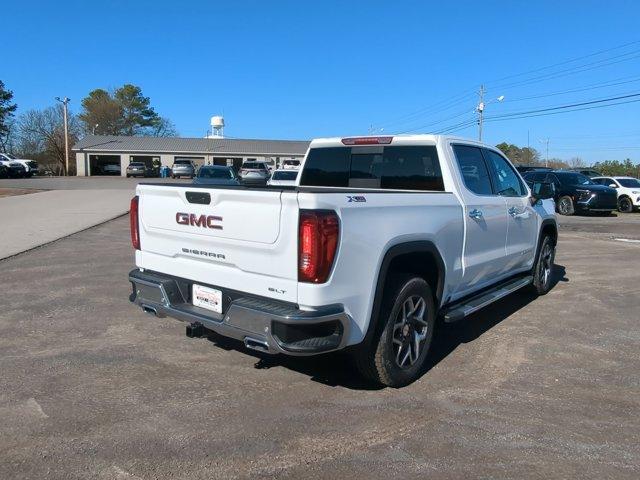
[128,269,350,355]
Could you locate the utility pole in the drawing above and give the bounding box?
[56,96,70,176]
[540,138,550,167]
[477,85,485,141]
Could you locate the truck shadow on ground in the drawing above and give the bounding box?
[207,264,568,390]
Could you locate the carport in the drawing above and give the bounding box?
[89,155,121,176]
[74,135,310,176]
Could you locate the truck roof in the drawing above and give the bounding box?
[308,134,487,149]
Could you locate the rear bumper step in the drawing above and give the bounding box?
[128,269,350,355]
[441,275,533,323]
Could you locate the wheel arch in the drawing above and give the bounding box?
[361,241,446,348]
[532,218,558,269]
[540,219,558,246]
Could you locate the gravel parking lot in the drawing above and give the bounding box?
[1,213,639,479]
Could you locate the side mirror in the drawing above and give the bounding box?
[530,181,555,205]
[609,184,617,188]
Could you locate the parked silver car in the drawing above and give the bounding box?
[239,161,270,184]
[171,159,196,179]
[126,162,154,178]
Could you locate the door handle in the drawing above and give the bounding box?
[468,209,483,219]
[508,206,528,218]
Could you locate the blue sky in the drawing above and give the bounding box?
[4,0,639,163]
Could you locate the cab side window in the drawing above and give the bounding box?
[482,149,526,197]
[452,145,493,195]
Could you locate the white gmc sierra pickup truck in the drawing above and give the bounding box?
[128,135,558,386]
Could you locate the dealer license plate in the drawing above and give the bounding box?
[192,284,222,313]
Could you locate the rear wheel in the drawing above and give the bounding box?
[354,275,435,387]
[618,196,633,213]
[530,235,556,295]
[557,196,575,216]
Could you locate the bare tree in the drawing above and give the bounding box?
[17,105,82,175]
[150,117,179,137]
[569,156,585,168]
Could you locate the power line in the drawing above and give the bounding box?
[430,94,640,135]
[484,97,640,123]
[378,91,476,129]
[484,39,640,85]
[377,39,640,132]
[395,108,474,134]
[501,75,640,104]
[487,50,640,92]
[485,92,640,120]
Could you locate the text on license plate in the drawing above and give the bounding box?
[192,284,222,313]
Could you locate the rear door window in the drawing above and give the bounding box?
[299,145,444,191]
[452,145,493,195]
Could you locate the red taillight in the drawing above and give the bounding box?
[130,195,140,250]
[298,210,339,283]
[341,136,393,145]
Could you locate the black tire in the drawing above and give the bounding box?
[354,275,436,387]
[530,235,556,295]
[557,196,575,216]
[618,196,633,213]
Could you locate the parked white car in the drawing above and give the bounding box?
[128,135,557,386]
[281,159,301,170]
[592,176,640,213]
[267,169,298,186]
[1,152,38,177]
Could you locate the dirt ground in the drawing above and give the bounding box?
[1,215,638,479]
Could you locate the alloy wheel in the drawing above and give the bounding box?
[619,198,632,213]
[540,242,554,287]
[392,295,429,368]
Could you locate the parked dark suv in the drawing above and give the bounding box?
[523,170,618,215]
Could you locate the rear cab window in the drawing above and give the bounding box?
[273,170,298,180]
[299,145,444,191]
[451,145,493,195]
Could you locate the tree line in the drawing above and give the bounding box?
[496,142,639,176]
[0,80,178,175]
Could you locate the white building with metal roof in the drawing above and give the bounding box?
[73,135,310,176]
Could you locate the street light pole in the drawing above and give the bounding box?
[477,85,485,141]
[55,96,71,176]
[476,85,504,142]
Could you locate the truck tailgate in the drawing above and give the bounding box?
[135,185,298,303]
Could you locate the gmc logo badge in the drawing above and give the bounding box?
[176,212,223,230]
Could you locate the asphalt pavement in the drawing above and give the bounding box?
[0,176,190,190]
[0,214,638,479]
[0,177,190,259]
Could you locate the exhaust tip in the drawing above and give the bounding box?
[142,305,158,316]
[244,337,270,352]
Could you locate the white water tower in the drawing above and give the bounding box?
[210,115,225,138]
